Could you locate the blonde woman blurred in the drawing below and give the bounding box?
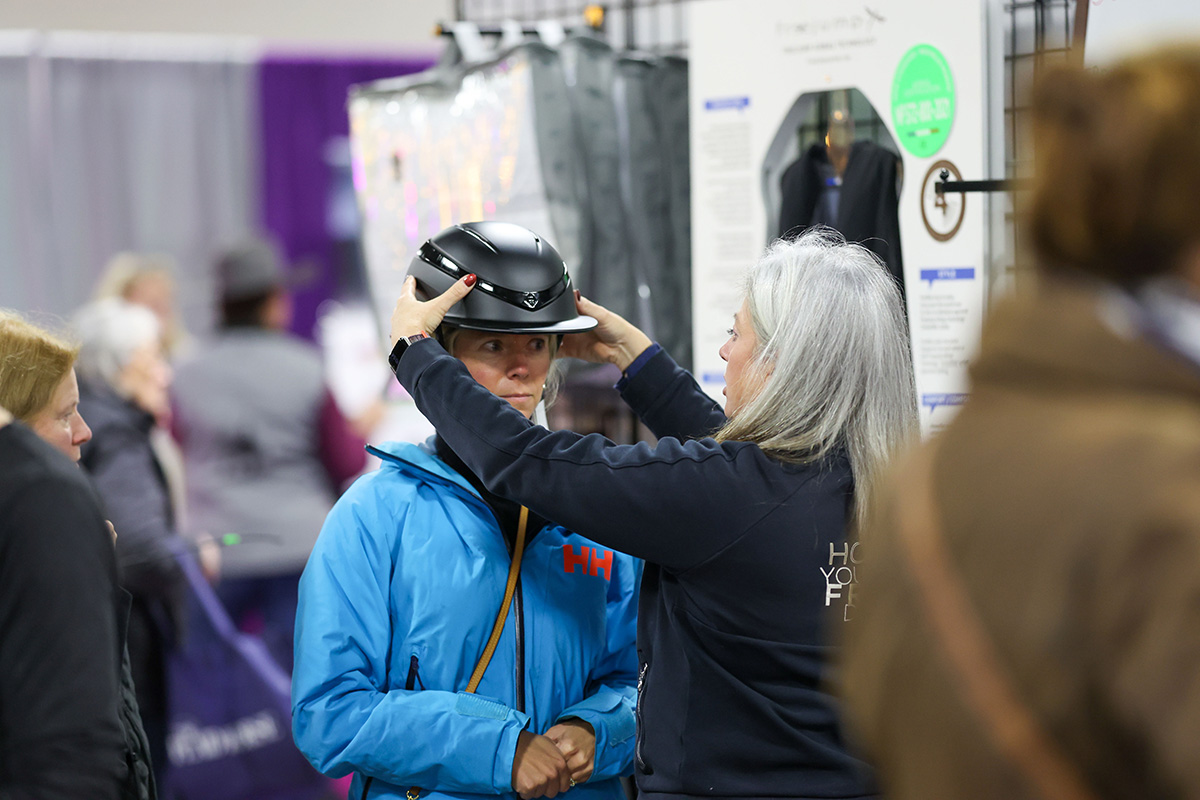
[95,252,192,360]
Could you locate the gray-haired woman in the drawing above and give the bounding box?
[387,227,918,800]
[74,297,183,792]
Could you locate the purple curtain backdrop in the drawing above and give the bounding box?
[258,55,435,340]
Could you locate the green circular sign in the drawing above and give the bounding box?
[891,44,956,159]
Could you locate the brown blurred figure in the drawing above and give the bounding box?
[842,46,1200,799]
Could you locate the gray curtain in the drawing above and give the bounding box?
[648,56,692,369]
[559,36,639,326]
[527,43,591,299]
[0,39,257,334]
[0,54,41,314]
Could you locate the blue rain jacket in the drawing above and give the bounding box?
[292,439,639,800]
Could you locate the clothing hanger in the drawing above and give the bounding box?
[825,89,855,179]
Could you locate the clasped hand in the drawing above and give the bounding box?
[511,719,595,799]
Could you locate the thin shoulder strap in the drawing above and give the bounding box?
[399,506,531,800]
[895,446,1099,800]
[466,505,529,693]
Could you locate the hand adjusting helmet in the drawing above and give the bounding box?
[407,221,597,334]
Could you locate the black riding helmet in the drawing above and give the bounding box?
[407,221,597,334]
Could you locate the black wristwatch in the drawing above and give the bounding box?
[388,332,431,374]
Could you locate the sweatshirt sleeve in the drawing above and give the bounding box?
[397,339,782,572]
[291,486,530,792]
[316,389,368,490]
[555,554,640,779]
[617,347,727,442]
[84,423,185,599]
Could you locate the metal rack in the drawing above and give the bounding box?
[452,1,1078,170]
[995,0,1076,276]
[454,0,687,53]
[1003,0,1075,181]
[452,0,1079,279]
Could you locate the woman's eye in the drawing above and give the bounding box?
[530,339,546,351]
[726,328,736,338]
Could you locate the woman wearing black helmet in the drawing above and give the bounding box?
[292,222,639,800]
[389,225,918,800]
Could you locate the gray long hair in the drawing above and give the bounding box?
[714,228,918,531]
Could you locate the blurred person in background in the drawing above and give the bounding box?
[0,310,156,799]
[74,297,188,794]
[388,225,917,800]
[171,238,367,675]
[95,252,196,556]
[292,221,639,800]
[95,251,193,360]
[842,46,1200,799]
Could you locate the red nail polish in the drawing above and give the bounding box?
[574,289,581,301]
[464,273,477,287]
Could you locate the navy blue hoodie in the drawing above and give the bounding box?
[398,341,875,800]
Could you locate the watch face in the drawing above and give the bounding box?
[388,338,406,373]
[390,333,431,372]
[921,159,966,242]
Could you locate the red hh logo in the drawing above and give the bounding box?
[563,545,613,581]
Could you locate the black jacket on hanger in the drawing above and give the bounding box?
[779,141,904,301]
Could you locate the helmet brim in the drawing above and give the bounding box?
[444,314,598,335]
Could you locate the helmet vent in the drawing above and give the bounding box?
[409,222,596,333]
[456,224,499,253]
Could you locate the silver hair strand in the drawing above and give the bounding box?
[714,227,919,532]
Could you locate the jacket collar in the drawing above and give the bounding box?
[1137,277,1200,371]
[365,437,483,500]
[971,276,1200,403]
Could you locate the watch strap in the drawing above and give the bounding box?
[388,333,430,373]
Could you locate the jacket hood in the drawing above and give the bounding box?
[366,438,482,500]
[971,277,1200,404]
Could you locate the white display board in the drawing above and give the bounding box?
[1085,0,1200,67]
[689,0,988,433]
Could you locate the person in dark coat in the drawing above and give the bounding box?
[0,311,156,800]
[778,141,904,300]
[74,297,182,794]
[386,227,918,800]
